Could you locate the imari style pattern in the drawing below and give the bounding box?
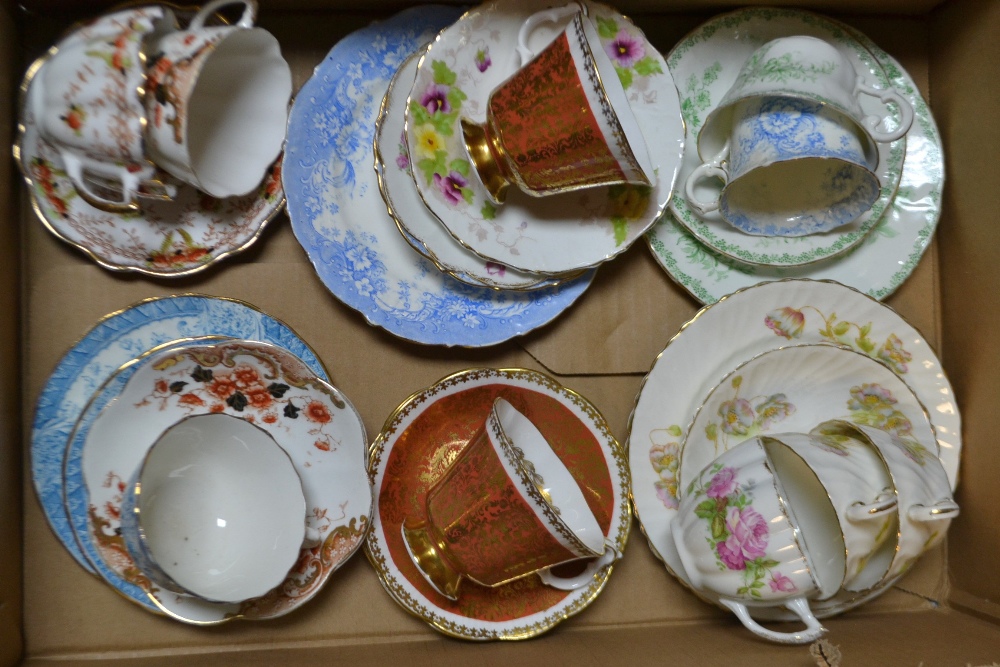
[66,340,369,623]
[366,368,629,640]
[35,295,325,574]
[646,8,942,298]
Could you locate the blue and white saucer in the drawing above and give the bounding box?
[283,5,595,347]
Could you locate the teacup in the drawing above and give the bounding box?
[672,436,845,644]
[811,421,959,583]
[402,397,619,600]
[143,0,291,198]
[119,413,318,603]
[461,4,654,205]
[30,8,177,212]
[764,432,897,592]
[685,96,881,235]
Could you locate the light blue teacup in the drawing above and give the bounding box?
[685,96,881,237]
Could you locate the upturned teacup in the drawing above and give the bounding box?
[119,413,319,603]
[143,0,291,198]
[402,397,619,600]
[672,436,847,644]
[461,4,654,205]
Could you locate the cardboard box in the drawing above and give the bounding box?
[4,0,999,664]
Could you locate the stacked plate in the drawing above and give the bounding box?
[284,1,685,347]
[33,295,370,624]
[645,8,944,305]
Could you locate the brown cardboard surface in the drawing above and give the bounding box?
[8,0,1000,664]
[932,0,1000,608]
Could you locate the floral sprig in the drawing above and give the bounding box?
[706,375,796,455]
[594,17,663,90]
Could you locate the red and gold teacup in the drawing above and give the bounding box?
[461,8,654,204]
[402,397,618,600]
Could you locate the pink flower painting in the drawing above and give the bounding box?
[420,84,451,114]
[605,31,645,68]
[765,307,806,339]
[716,505,769,570]
[433,171,469,206]
[706,467,737,499]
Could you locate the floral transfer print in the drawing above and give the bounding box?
[686,463,792,599]
[764,305,913,374]
[475,47,491,73]
[649,426,682,509]
[705,375,795,455]
[594,16,663,91]
[844,382,930,465]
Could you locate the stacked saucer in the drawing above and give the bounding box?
[284,0,685,347]
[644,8,944,305]
[33,295,370,624]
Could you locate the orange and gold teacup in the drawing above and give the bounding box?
[461,7,654,204]
[402,397,619,600]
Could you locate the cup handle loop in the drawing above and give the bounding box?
[515,2,583,67]
[537,542,620,591]
[846,494,898,522]
[856,80,914,143]
[908,499,960,522]
[189,0,257,30]
[684,141,730,215]
[719,597,826,645]
[59,151,141,214]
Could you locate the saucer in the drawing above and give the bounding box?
[65,340,369,623]
[366,368,630,640]
[646,10,942,303]
[14,7,285,279]
[376,53,566,291]
[680,343,937,492]
[666,7,905,267]
[627,278,960,618]
[404,0,683,274]
[32,294,328,573]
[284,5,596,347]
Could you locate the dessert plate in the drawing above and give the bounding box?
[32,294,327,573]
[679,343,936,491]
[14,6,285,278]
[65,340,369,623]
[377,53,564,291]
[404,0,683,274]
[366,368,630,640]
[646,10,942,302]
[627,278,960,618]
[284,6,595,347]
[666,7,904,267]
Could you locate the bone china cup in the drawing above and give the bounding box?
[672,436,847,644]
[460,5,654,205]
[31,9,176,212]
[144,0,291,198]
[119,413,315,603]
[402,397,619,600]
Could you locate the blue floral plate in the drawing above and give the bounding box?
[31,294,327,572]
[283,5,596,347]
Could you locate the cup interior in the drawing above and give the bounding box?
[137,413,305,602]
[186,28,290,197]
[762,437,847,599]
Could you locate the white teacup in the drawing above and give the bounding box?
[119,413,318,603]
[672,436,845,644]
[143,0,291,198]
[30,8,177,212]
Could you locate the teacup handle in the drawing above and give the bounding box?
[189,0,256,30]
[908,499,960,522]
[846,493,898,522]
[684,142,730,215]
[719,596,826,645]
[856,79,914,144]
[537,542,620,591]
[515,2,582,67]
[59,150,142,213]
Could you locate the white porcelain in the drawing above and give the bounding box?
[685,96,880,236]
[672,437,839,644]
[403,0,683,274]
[762,432,896,592]
[119,413,310,603]
[812,420,958,585]
[144,0,291,197]
[31,7,176,211]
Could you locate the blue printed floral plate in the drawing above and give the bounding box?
[284,5,595,347]
[31,294,327,573]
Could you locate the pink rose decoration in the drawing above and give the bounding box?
[769,572,797,593]
[706,467,737,499]
[716,505,768,570]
